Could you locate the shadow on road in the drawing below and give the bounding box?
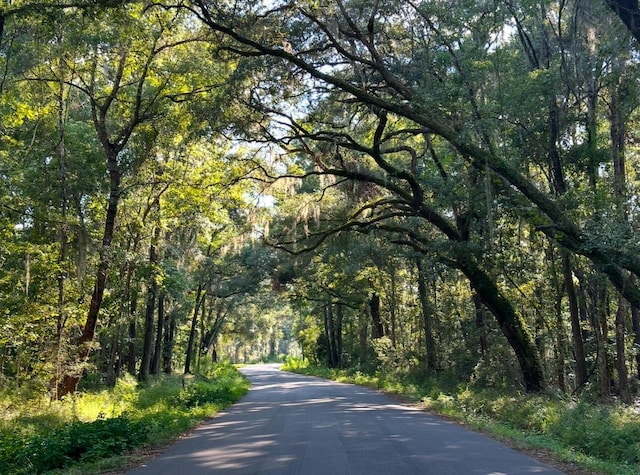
[129,364,563,474]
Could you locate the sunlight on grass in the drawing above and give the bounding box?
[0,362,249,475]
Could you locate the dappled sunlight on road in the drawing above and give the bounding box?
[129,364,564,474]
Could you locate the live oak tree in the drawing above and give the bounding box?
[187,0,640,393]
[5,0,640,401]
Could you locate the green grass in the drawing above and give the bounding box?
[282,357,640,475]
[0,362,249,475]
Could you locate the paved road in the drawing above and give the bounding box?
[129,364,563,474]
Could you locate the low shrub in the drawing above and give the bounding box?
[2,415,148,474]
[0,362,249,475]
[173,378,233,408]
[547,402,640,464]
[282,355,309,371]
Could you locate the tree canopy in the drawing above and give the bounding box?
[2,0,640,400]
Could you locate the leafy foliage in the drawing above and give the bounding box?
[0,363,249,475]
[15,416,148,474]
[3,0,640,470]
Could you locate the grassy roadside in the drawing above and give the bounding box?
[281,358,640,475]
[0,362,249,475]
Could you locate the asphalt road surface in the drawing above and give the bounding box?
[129,363,564,474]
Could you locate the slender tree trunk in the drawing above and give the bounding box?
[122,261,137,375]
[139,286,156,382]
[472,294,489,356]
[554,299,566,393]
[328,303,339,366]
[389,267,397,347]
[127,321,137,375]
[632,303,640,380]
[586,33,599,190]
[591,281,611,398]
[359,305,368,364]
[105,328,121,387]
[416,258,437,370]
[322,303,331,366]
[163,311,176,374]
[335,302,343,366]
[196,300,207,373]
[548,99,566,195]
[151,290,165,375]
[562,251,587,390]
[548,94,585,394]
[610,72,633,399]
[610,78,627,212]
[615,297,631,402]
[211,343,218,363]
[58,152,121,397]
[24,252,30,297]
[0,14,4,47]
[53,68,69,400]
[185,286,205,374]
[595,314,610,399]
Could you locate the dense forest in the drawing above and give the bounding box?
[2,0,640,405]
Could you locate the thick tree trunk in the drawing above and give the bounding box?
[615,297,631,402]
[139,237,158,382]
[323,302,339,368]
[370,293,384,339]
[605,0,640,45]
[457,255,545,392]
[548,100,566,195]
[416,258,437,370]
[138,284,156,382]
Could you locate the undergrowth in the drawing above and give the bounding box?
[0,361,249,474]
[282,356,640,475]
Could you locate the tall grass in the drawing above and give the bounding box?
[0,362,249,475]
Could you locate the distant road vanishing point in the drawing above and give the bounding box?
[128,363,564,474]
